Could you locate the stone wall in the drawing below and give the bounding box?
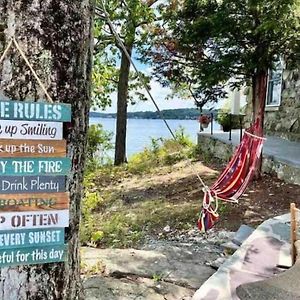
[198,134,300,185]
[245,67,300,141]
[264,68,300,141]
[197,134,234,163]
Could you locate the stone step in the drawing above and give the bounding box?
[81,246,216,290]
[232,224,255,246]
[84,276,195,300]
[220,241,240,253]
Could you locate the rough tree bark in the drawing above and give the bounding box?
[114,43,133,166]
[252,69,268,177]
[252,70,268,137]
[0,1,94,299]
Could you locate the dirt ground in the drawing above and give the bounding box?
[215,173,300,230]
[193,160,300,231]
[170,160,300,231]
[83,160,300,299]
[97,159,300,237]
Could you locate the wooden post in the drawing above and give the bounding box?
[290,203,297,265]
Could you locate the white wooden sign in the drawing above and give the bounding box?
[0,120,62,140]
[0,210,69,230]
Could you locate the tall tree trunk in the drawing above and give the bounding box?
[114,43,133,165]
[252,69,268,177]
[0,1,94,299]
[252,70,268,136]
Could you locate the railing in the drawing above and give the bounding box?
[199,113,245,142]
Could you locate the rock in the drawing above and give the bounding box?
[232,224,255,246]
[84,276,194,300]
[81,247,215,289]
[244,210,257,218]
[220,241,240,252]
[187,229,197,236]
[163,225,171,233]
[204,230,235,245]
[205,257,227,270]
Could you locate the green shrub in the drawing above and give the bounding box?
[127,127,194,173]
[174,126,193,147]
[216,113,242,130]
[82,191,103,216]
[80,191,104,244]
[92,213,144,248]
[86,124,113,171]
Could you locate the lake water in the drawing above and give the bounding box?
[89,117,221,158]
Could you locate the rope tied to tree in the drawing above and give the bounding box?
[0,37,53,103]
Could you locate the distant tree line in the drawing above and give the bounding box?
[90,108,218,120]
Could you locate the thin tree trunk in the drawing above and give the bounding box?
[0,1,94,299]
[252,69,268,177]
[114,43,133,165]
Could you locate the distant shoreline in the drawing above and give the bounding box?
[89,108,216,120]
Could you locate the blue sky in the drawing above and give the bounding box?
[102,52,247,114]
[103,54,197,113]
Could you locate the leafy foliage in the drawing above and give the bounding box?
[92,52,118,110]
[127,127,193,174]
[92,0,157,110]
[144,0,300,106]
[216,113,242,131]
[86,124,113,169]
[94,1,160,164]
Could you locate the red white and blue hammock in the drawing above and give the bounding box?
[198,121,265,232]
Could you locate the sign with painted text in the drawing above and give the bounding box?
[0,192,69,212]
[0,139,66,157]
[0,210,69,230]
[0,100,70,267]
[0,100,71,122]
[0,157,71,176]
[0,228,64,250]
[0,244,67,267]
[0,176,66,194]
[0,120,62,140]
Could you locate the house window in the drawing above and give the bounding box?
[266,59,284,107]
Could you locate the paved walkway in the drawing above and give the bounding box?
[198,129,300,185]
[199,129,300,168]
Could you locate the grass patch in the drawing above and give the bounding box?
[80,128,208,248]
[81,197,200,248]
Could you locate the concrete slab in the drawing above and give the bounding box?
[199,131,300,167]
